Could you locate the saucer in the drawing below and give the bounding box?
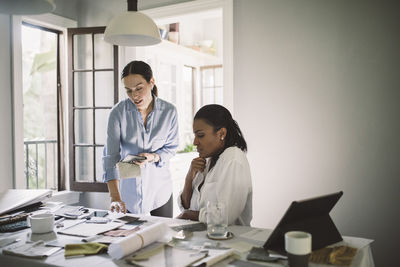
[206,231,234,240]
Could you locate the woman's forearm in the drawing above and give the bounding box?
[107,179,121,201]
[180,170,195,209]
[107,179,127,213]
[178,210,199,221]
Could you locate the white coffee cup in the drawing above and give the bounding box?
[285,231,312,267]
[29,213,54,234]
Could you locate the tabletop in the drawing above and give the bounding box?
[0,213,375,267]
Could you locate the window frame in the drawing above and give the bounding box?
[200,64,223,106]
[67,26,119,192]
[13,14,77,190]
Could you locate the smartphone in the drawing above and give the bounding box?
[121,154,147,163]
[94,210,108,217]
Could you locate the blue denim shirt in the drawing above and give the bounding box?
[102,96,179,214]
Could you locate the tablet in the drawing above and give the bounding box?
[263,191,343,254]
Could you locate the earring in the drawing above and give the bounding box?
[221,137,224,141]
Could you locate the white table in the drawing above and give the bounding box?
[0,215,374,267]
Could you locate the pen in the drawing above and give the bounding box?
[82,235,100,242]
[55,217,65,228]
[58,219,86,231]
[55,217,65,224]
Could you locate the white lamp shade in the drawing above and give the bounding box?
[104,11,161,47]
[0,0,55,15]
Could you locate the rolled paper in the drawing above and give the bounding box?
[108,222,167,259]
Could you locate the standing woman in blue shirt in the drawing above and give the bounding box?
[102,61,179,217]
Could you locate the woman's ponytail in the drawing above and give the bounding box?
[152,84,158,97]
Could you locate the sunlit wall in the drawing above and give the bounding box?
[233,0,400,265]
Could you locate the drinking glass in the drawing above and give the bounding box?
[206,201,228,239]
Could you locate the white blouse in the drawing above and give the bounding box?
[177,146,253,226]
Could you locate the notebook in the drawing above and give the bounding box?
[58,221,124,237]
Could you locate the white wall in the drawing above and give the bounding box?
[53,0,78,21]
[0,14,14,191]
[233,0,400,265]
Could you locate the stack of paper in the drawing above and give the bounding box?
[2,241,61,258]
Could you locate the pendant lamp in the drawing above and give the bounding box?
[0,0,55,15]
[104,0,161,47]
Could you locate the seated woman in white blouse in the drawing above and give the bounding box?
[177,104,252,226]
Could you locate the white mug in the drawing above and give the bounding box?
[29,213,54,234]
[285,231,312,267]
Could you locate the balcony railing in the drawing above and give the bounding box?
[24,139,57,190]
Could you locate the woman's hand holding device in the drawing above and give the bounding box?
[131,153,159,167]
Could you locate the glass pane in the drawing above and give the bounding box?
[171,65,176,84]
[73,34,92,70]
[158,84,172,103]
[202,68,214,87]
[74,109,93,144]
[94,34,113,69]
[21,25,58,190]
[215,86,223,105]
[171,85,177,105]
[182,66,193,131]
[75,146,94,182]
[158,62,171,84]
[158,62,178,104]
[215,67,223,87]
[95,72,114,106]
[74,72,93,107]
[95,147,104,182]
[95,109,110,145]
[202,87,214,105]
[182,66,194,150]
